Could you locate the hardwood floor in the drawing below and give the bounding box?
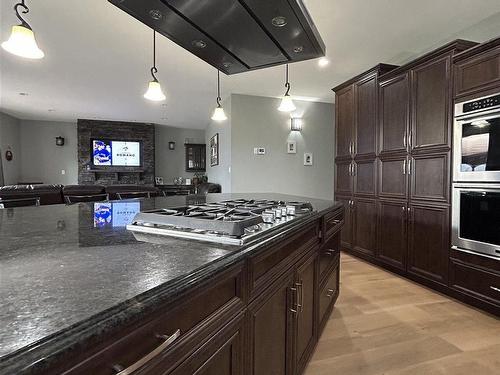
[305,253,500,375]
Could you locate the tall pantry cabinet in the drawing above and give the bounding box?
[333,40,477,289]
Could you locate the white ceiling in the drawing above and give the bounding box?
[1,0,500,129]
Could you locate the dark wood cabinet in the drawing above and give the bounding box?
[185,143,206,172]
[335,86,354,159]
[248,271,295,375]
[378,155,408,200]
[411,56,451,151]
[353,158,376,197]
[167,314,245,375]
[454,39,500,99]
[379,73,410,155]
[408,204,449,284]
[377,200,407,270]
[410,152,449,203]
[335,160,353,196]
[318,259,339,333]
[336,196,352,251]
[355,74,378,156]
[352,198,377,257]
[294,252,317,374]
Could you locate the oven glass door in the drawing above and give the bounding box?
[461,115,500,172]
[457,188,500,257]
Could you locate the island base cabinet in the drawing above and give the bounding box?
[295,252,318,375]
[167,314,245,375]
[247,272,295,375]
[318,255,340,334]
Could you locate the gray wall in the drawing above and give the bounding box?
[155,125,205,184]
[19,120,78,185]
[205,96,232,193]
[230,94,335,200]
[0,112,22,185]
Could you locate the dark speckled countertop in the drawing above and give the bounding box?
[0,193,341,375]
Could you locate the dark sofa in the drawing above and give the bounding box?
[0,184,64,205]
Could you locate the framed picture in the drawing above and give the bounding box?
[210,133,219,167]
[287,141,297,154]
[304,153,313,166]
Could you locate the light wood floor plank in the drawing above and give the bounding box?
[305,254,500,375]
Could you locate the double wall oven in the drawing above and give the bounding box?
[452,93,500,258]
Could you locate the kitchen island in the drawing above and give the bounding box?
[0,193,343,375]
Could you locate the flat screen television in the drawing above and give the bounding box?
[91,139,142,167]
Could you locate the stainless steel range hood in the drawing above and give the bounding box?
[108,0,326,74]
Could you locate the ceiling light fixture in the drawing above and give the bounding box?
[318,57,329,67]
[278,64,296,113]
[1,0,44,59]
[144,30,166,102]
[211,70,227,122]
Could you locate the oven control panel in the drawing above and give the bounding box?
[463,94,500,113]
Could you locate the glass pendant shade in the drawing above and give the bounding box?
[1,25,44,59]
[211,106,228,121]
[278,94,296,112]
[144,80,166,101]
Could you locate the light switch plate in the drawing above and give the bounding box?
[253,147,266,155]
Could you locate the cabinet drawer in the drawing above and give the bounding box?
[455,47,500,98]
[319,244,339,284]
[249,222,320,298]
[63,266,244,375]
[450,259,500,305]
[318,263,339,328]
[323,209,344,245]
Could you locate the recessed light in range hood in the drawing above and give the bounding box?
[108,0,326,75]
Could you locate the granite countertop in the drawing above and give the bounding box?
[0,193,342,374]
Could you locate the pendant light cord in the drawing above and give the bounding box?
[150,30,159,82]
[14,0,31,29]
[216,70,222,107]
[284,64,291,96]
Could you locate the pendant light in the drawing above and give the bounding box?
[1,0,44,59]
[144,30,166,102]
[278,64,296,112]
[211,70,227,121]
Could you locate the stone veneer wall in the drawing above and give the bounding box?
[77,119,155,185]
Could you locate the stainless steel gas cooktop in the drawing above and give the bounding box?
[127,199,314,245]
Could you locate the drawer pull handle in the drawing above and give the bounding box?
[113,329,181,375]
[296,282,304,313]
[490,286,500,293]
[326,288,335,298]
[290,287,298,314]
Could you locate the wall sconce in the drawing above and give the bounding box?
[168,141,176,150]
[290,118,303,132]
[55,136,65,146]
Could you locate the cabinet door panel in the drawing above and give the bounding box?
[335,160,353,196]
[455,48,500,97]
[378,157,408,199]
[353,199,377,257]
[379,74,410,154]
[336,86,354,159]
[354,159,376,197]
[249,274,294,375]
[411,56,451,151]
[378,200,407,270]
[408,204,449,284]
[295,253,317,373]
[410,153,449,203]
[355,75,378,156]
[336,196,352,251]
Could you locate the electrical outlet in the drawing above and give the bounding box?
[61,169,66,175]
[253,147,266,155]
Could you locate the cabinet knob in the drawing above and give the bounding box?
[326,288,335,298]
